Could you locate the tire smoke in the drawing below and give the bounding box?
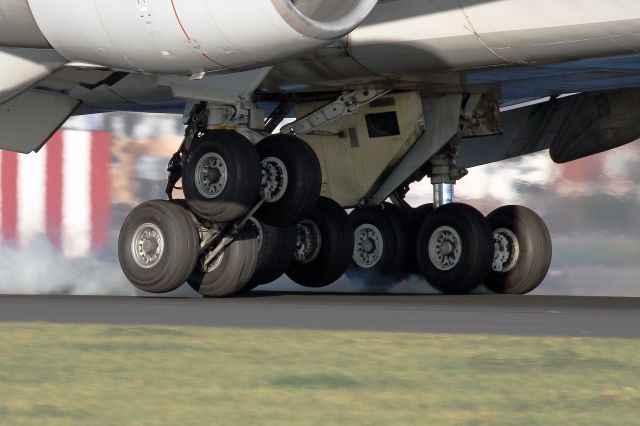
[0,237,134,296]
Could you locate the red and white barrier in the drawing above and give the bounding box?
[0,130,112,257]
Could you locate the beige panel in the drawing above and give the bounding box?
[297,92,423,207]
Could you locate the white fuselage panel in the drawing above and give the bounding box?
[349,0,640,74]
[265,0,640,92]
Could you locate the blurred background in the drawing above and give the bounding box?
[1,112,639,297]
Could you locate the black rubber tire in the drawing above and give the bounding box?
[183,130,261,223]
[246,221,297,289]
[187,225,260,297]
[287,197,354,288]
[346,205,409,289]
[118,200,199,294]
[255,134,322,227]
[416,203,493,295]
[385,203,411,277]
[411,204,435,234]
[408,204,434,274]
[485,205,552,294]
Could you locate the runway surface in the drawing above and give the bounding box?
[0,293,639,338]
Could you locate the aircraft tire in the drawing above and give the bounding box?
[346,204,410,289]
[485,205,552,294]
[408,203,434,274]
[183,130,261,223]
[119,200,199,294]
[187,224,260,297]
[255,134,322,227]
[416,203,493,294]
[243,219,297,290]
[287,197,353,288]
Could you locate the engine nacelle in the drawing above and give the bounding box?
[25,0,376,75]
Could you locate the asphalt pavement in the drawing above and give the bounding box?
[0,293,638,337]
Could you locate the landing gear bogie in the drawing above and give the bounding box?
[120,116,328,297]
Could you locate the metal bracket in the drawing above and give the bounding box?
[165,102,208,199]
[459,94,503,138]
[199,195,266,269]
[280,89,390,135]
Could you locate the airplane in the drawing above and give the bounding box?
[2,0,639,297]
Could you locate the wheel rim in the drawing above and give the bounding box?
[261,157,289,203]
[195,152,228,199]
[353,224,384,268]
[428,226,462,271]
[294,220,322,264]
[203,253,225,273]
[492,228,520,273]
[131,223,164,269]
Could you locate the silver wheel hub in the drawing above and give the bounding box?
[493,228,520,273]
[203,253,224,273]
[131,223,164,269]
[353,224,384,268]
[428,226,462,271]
[195,153,228,199]
[295,220,321,264]
[261,157,289,203]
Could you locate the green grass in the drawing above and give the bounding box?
[0,324,639,425]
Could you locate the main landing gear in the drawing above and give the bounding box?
[118,104,325,297]
[118,104,552,297]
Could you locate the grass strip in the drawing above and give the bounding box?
[0,323,638,425]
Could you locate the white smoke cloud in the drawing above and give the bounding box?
[0,237,134,296]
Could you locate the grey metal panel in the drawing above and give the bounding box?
[458,100,572,169]
[0,90,79,153]
[455,89,640,169]
[0,0,49,48]
[0,48,67,104]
